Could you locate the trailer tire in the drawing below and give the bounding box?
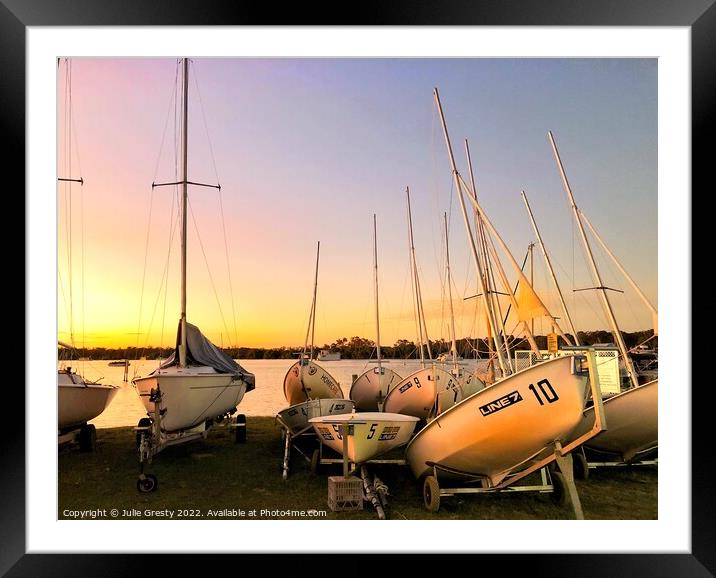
[235,414,247,444]
[573,451,589,481]
[310,449,320,475]
[137,474,158,493]
[79,424,96,452]
[550,471,568,507]
[423,475,441,513]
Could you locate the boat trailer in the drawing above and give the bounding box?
[134,390,246,493]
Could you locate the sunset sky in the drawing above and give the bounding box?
[57,58,657,349]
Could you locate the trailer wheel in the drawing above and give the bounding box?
[136,418,153,448]
[136,474,158,493]
[79,424,96,452]
[573,451,589,481]
[550,471,568,507]
[235,414,247,444]
[423,475,441,512]
[310,449,320,475]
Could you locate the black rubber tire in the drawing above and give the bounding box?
[423,475,441,513]
[550,471,568,507]
[235,414,247,443]
[136,418,153,448]
[310,449,320,475]
[573,451,590,481]
[136,474,158,493]
[79,424,96,452]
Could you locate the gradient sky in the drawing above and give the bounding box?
[57,58,657,349]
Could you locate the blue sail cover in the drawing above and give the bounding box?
[161,320,255,392]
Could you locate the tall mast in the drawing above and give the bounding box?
[433,88,509,377]
[579,209,658,335]
[521,190,579,345]
[373,215,382,371]
[548,130,639,388]
[406,187,431,365]
[179,57,189,368]
[457,172,571,347]
[443,212,459,373]
[310,241,320,360]
[465,139,507,371]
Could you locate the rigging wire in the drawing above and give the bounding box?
[190,60,240,348]
[187,197,233,344]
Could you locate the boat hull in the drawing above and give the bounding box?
[454,368,486,397]
[277,398,355,436]
[283,361,343,405]
[383,366,462,418]
[58,375,118,430]
[405,356,588,486]
[310,412,419,464]
[133,366,249,432]
[570,378,658,461]
[349,366,403,411]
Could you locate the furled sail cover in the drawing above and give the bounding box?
[161,321,255,391]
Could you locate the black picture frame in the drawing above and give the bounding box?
[6,1,707,575]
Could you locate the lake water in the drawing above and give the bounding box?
[84,358,488,429]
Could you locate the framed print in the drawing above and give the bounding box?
[5,0,710,575]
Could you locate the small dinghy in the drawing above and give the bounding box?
[310,412,419,464]
[283,360,344,405]
[406,356,590,486]
[383,365,463,419]
[277,398,354,437]
[570,378,657,462]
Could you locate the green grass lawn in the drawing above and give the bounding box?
[59,417,657,520]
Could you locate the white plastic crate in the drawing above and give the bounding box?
[327,476,363,512]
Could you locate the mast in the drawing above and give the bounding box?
[443,212,459,373]
[579,208,658,334]
[179,57,189,368]
[303,241,320,361]
[464,139,508,372]
[406,187,431,365]
[457,172,572,347]
[433,88,509,377]
[521,190,579,345]
[373,215,382,372]
[548,130,639,388]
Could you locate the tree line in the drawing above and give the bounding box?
[59,330,656,360]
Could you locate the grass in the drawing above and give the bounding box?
[59,417,657,520]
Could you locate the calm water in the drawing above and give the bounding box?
[80,358,486,429]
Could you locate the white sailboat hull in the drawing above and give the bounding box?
[455,368,486,397]
[570,378,658,461]
[349,366,403,411]
[406,356,588,486]
[383,366,462,419]
[58,372,118,430]
[277,398,355,436]
[283,361,343,405]
[310,412,419,464]
[133,366,249,432]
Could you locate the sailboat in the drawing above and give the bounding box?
[57,58,118,449]
[405,88,603,491]
[58,345,118,447]
[349,215,403,411]
[383,188,462,419]
[281,242,345,406]
[132,59,255,487]
[543,132,658,462]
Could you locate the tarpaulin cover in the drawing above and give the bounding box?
[160,320,255,391]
